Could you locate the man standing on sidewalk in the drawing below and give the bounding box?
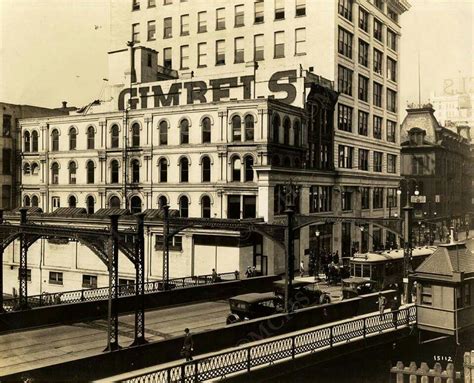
[181,328,194,361]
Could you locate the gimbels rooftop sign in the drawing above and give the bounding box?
[118,70,300,111]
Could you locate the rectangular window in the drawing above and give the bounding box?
[243,196,257,219]
[254,34,264,61]
[295,0,306,16]
[373,187,384,209]
[342,192,352,211]
[49,271,63,285]
[255,0,264,23]
[180,14,189,36]
[338,0,353,21]
[373,116,382,139]
[374,18,383,42]
[387,188,398,208]
[309,186,333,213]
[373,82,383,107]
[358,111,368,135]
[387,89,397,112]
[198,11,207,33]
[338,104,353,132]
[163,17,172,38]
[359,149,369,171]
[375,0,383,11]
[216,8,225,30]
[358,75,369,102]
[387,154,397,173]
[421,284,432,306]
[82,275,98,288]
[338,65,353,96]
[228,195,241,219]
[52,196,60,209]
[147,20,156,41]
[387,29,397,51]
[358,39,369,67]
[387,57,397,82]
[274,31,285,58]
[163,47,172,68]
[374,49,383,75]
[2,148,11,175]
[180,45,189,69]
[2,114,12,137]
[216,40,225,65]
[197,43,207,67]
[338,145,353,168]
[148,0,155,7]
[132,23,140,43]
[295,28,306,55]
[412,156,424,175]
[235,4,244,27]
[387,120,396,142]
[234,37,244,63]
[373,151,383,172]
[359,8,369,32]
[388,8,398,23]
[164,0,172,4]
[132,0,140,11]
[1,185,11,210]
[275,0,285,20]
[338,27,353,59]
[361,187,370,209]
[18,268,32,282]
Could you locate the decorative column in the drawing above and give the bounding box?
[105,215,120,351]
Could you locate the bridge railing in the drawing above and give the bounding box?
[124,306,417,383]
[2,271,237,312]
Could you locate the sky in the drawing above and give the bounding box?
[0,0,473,113]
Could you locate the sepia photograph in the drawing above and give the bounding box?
[0,0,473,381]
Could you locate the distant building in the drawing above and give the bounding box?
[0,102,72,210]
[400,104,472,231]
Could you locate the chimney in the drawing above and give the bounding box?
[62,101,68,109]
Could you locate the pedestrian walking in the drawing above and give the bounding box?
[211,268,218,283]
[390,297,400,327]
[299,260,305,277]
[234,270,240,280]
[251,266,257,277]
[377,292,387,319]
[466,226,470,240]
[181,328,194,361]
[245,266,252,278]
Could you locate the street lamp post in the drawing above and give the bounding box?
[283,182,297,313]
[315,229,320,281]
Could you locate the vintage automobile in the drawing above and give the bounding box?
[226,292,282,324]
[272,279,331,309]
[341,277,376,299]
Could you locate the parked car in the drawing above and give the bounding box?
[272,279,331,310]
[341,277,376,299]
[226,292,282,324]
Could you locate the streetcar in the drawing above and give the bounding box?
[348,246,437,290]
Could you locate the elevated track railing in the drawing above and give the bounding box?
[124,305,417,383]
[2,271,237,312]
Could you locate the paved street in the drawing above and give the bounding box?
[0,300,229,377]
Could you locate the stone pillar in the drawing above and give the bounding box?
[465,351,474,383]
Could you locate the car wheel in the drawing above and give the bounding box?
[226,313,241,325]
[291,302,302,311]
[322,294,331,304]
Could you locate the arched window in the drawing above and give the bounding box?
[51,162,59,184]
[244,156,254,182]
[86,161,95,184]
[130,196,142,214]
[24,132,31,152]
[69,161,77,184]
[202,117,211,143]
[180,157,189,183]
[232,115,241,142]
[111,125,119,148]
[158,195,167,209]
[159,121,168,145]
[24,195,31,207]
[68,195,77,208]
[202,156,211,182]
[51,129,59,151]
[159,158,168,183]
[232,157,241,182]
[271,155,280,166]
[86,196,95,214]
[179,196,189,218]
[131,159,140,183]
[245,115,254,141]
[283,118,291,145]
[111,160,119,183]
[23,163,31,175]
[180,119,189,144]
[201,195,211,218]
[109,196,121,208]
[31,195,39,207]
[131,123,140,147]
[69,127,77,150]
[31,163,39,175]
[32,131,39,152]
[87,126,95,149]
[293,120,300,147]
[283,156,291,167]
[272,114,280,143]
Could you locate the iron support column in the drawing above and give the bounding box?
[285,206,295,312]
[131,213,147,346]
[0,209,4,313]
[19,208,29,310]
[105,215,121,351]
[403,205,413,303]
[162,205,170,290]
